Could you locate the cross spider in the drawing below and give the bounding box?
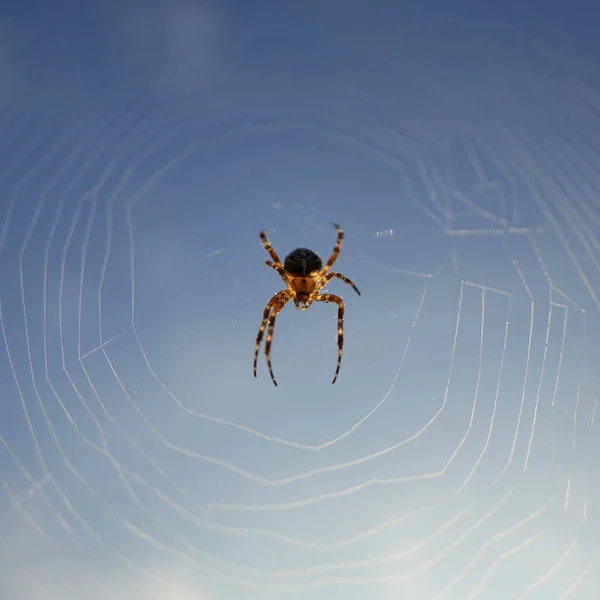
[253,222,361,386]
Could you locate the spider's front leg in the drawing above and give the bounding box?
[314,293,345,384]
[254,290,292,386]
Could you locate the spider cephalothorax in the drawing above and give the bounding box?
[253,222,361,386]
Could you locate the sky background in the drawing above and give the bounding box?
[1,0,600,599]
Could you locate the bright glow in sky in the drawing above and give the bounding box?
[1,1,600,599]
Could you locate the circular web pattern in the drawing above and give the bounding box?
[1,5,599,600]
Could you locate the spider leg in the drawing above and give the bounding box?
[259,230,283,265]
[266,260,290,286]
[264,302,287,386]
[314,293,345,384]
[317,222,344,279]
[254,290,291,386]
[316,271,361,296]
[254,290,289,380]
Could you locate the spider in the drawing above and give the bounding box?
[253,222,361,386]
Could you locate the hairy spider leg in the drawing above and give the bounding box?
[264,307,284,386]
[316,271,361,296]
[265,260,291,286]
[314,293,345,384]
[254,290,291,384]
[259,231,283,265]
[318,222,344,279]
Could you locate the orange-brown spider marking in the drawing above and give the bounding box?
[253,222,360,386]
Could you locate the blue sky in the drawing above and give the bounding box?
[1,1,600,599]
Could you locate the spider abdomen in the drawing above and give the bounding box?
[284,248,323,276]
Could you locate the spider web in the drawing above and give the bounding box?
[1,3,600,600]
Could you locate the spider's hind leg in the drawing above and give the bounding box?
[319,222,344,278]
[259,231,283,265]
[266,260,290,286]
